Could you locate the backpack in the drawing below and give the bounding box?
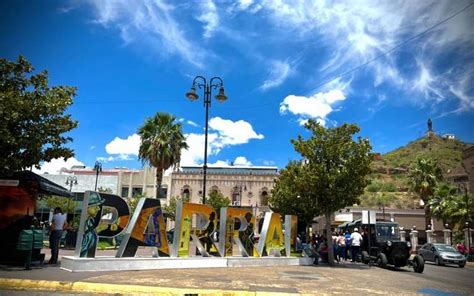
[345,233,351,246]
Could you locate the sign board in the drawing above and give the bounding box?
[0,180,19,187]
[362,210,376,224]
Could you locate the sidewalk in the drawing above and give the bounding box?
[0,249,473,295]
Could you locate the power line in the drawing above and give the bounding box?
[73,2,473,109]
[310,2,474,92]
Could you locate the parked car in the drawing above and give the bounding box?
[417,243,466,268]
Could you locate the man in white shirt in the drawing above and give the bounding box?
[48,207,67,264]
[350,227,363,262]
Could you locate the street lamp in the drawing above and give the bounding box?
[65,176,78,192]
[185,76,228,204]
[93,161,102,191]
[66,176,78,223]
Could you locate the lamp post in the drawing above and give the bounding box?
[66,176,78,223]
[185,76,228,204]
[93,161,102,191]
[65,176,78,192]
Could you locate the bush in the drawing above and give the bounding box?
[382,183,397,192]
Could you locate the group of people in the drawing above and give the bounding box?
[305,227,364,264]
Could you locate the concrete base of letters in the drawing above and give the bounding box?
[60,256,313,272]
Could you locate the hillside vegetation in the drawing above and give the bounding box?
[383,135,467,172]
[358,135,470,209]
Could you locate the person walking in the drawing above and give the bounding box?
[350,228,363,263]
[337,231,346,261]
[345,230,352,260]
[48,207,67,264]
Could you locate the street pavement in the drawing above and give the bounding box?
[0,249,473,295]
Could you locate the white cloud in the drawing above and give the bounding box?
[180,117,264,166]
[105,134,140,156]
[197,0,219,39]
[238,0,253,10]
[280,89,346,126]
[260,60,292,91]
[87,0,205,67]
[32,157,84,174]
[187,120,198,127]
[209,117,264,146]
[233,156,252,166]
[90,145,96,150]
[179,132,219,166]
[250,0,473,111]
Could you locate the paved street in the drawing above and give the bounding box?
[0,249,473,295]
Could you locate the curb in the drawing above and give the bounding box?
[0,278,296,295]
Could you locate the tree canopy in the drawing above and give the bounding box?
[0,56,78,174]
[272,120,373,265]
[271,161,321,227]
[163,195,190,221]
[203,190,231,215]
[408,158,443,228]
[138,112,188,198]
[429,183,473,229]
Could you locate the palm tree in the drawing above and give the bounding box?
[430,183,473,229]
[430,183,460,226]
[408,158,443,229]
[138,113,188,199]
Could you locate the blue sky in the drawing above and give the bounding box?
[1,0,473,173]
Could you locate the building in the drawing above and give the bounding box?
[447,145,474,194]
[40,165,279,214]
[169,166,278,216]
[442,133,455,140]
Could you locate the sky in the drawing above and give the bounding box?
[1,0,473,174]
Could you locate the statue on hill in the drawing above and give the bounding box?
[427,118,433,132]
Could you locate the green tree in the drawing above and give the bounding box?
[44,196,77,215]
[0,56,78,174]
[126,193,144,214]
[97,186,112,193]
[203,191,231,215]
[163,195,190,221]
[429,183,473,228]
[138,113,188,198]
[289,120,373,265]
[408,158,443,229]
[271,161,321,241]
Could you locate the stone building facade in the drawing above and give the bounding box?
[169,166,278,216]
[40,165,278,214]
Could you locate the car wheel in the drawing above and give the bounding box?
[413,255,424,273]
[434,257,443,266]
[361,251,370,264]
[377,253,387,269]
[459,263,465,268]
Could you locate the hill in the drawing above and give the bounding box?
[358,135,470,209]
[382,135,468,172]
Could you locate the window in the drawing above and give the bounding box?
[260,191,269,206]
[160,187,167,199]
[121,187,129,198]
[132,187,142,197]
[183,189,190,199]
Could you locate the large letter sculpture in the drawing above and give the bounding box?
[284,215,298,257]
[116,198,169,257]
[256,212,285,257]
[218,207,256,257]
[171,202,216,257]
[75,191,130,257]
